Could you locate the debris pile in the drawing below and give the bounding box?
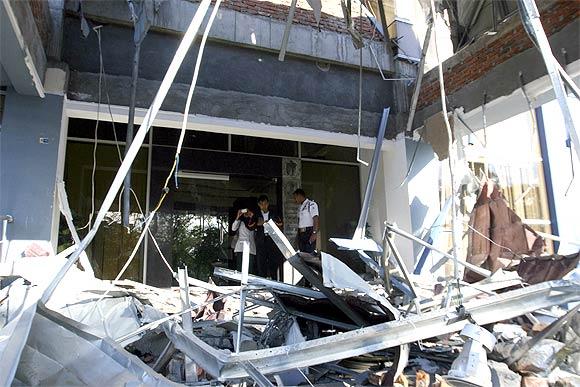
[1,217,578,386]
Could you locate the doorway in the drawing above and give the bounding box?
[147,145,282,286]
[168,174,279,280]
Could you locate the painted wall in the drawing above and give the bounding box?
[359,137,414,269]
[405,139,442,258]
[539,98,580,255]
[0,89,66,253]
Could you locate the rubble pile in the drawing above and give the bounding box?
[0,216,578,386]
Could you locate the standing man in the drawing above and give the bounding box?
[255,195,284,279]
[293,188,319,255]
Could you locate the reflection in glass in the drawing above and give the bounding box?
[59,141,148,281]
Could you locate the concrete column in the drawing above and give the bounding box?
[0,88,67,256]
[281,158,301,284]
[360,137,414,269]
[281,158,301,244]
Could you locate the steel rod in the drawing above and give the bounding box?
[236,241,250,353]
[385,223,491,277]
[354,108,390,240]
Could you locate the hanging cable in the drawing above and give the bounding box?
[79,26,105,231]
[175,0,223,187]
[429,0,462,304]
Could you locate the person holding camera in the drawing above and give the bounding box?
[231,207,257,273]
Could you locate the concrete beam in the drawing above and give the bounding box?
[0,0,46,97]
[65,0,392,72]
[67,71,403,139]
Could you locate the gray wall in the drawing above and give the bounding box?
[0,89,65,243]
[61,16,394,113]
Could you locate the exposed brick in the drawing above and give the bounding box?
[416,0,578,110]
[193,0,380,39]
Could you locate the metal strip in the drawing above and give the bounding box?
[278,0,297,62]
[178,267,196,382]
[517,0,579,163]
[263,220,297,259]
[241,362,275,387]
[213,267,325,299]
[385,234,419,300]
[56,182,94,276]
[405,17,433,134]
[354,108,390,240]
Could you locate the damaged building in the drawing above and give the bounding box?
[0,0,579,386]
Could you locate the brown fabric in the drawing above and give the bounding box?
[465,182,545,281]
[514,252,580,285]
[467,183,491,267]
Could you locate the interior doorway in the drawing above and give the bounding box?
[147,144,283,286]
[168,174,280,280]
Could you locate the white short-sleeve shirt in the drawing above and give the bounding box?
[298,198,319,228]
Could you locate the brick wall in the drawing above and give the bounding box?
[416,0,579,110]
[198,0,379,38]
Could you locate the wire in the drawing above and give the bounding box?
[467,224,525,260]
[518,72,538,156]
[175,0,223,185]
[429,0,461,294]
[79,26,105,231]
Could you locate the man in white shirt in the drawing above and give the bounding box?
[231,208,257,273]
[293,188,319,254]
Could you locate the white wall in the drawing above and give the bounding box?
[359,137,414,269]
[540,98,580,254]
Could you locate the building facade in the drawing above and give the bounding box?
[1,0,578,286]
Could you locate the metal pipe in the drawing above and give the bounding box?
[40,0,213,304]
[385,234,419,300]
[123,42,142,228]
[354,108,390,240]
[405,16,433,135]
[385,223,491,278]
[236,241,250,353]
